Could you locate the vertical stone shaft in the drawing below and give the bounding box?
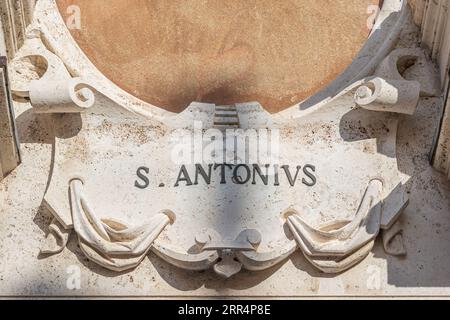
[0,56,20,179]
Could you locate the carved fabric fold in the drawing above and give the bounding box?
[69,179,173,271]
[286,179,383,272]
[305,241,376,274]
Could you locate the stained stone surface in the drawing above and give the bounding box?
[57,0,380,113]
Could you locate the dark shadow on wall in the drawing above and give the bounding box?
[381,97,450,288]
[339,93,450,288]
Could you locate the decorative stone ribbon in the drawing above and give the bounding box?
[285,179,383,273]
[354,77,420,115]
[29,77,96,113]
[69,179,175,272]
[9,32,96,113]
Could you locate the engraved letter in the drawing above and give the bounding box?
[135,166,150,189]
[302,164,317,187]
[282,165,302,187]
[175,165,193,187]
[194,164,213,185]
[252,164,270,185]
[214,164,233,184]
[233,164,251,185]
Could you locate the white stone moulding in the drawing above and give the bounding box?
[8,0,433,277]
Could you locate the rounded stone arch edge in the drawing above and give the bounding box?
[31,0,407,123]
[277,0,409,120]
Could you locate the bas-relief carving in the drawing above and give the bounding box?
[9,0,428,277]
[0,0,35,59]
[70,179,175,272]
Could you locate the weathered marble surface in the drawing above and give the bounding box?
[0,14,450,297]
